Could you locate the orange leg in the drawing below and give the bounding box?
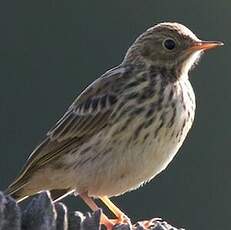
[79,193,114,230]
[100,196,131,226]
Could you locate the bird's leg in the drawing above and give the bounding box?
[79,193,114,229]
[100,196,131,226]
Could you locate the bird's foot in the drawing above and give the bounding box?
[101,214,132,230]
[100,219,114,230]
[112,213,131,226]
[136,218,162,229]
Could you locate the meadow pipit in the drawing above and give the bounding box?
[6,22,223,229]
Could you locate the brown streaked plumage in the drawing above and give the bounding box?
[5,22,223,229]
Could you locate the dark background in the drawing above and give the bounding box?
[0,0,229,229]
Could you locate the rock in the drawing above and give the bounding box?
[0,191,185,230]
[21,192,56,230]
[0,192,21,230]
[55,203,68,230]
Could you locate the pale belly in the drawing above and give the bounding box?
[29,79,195,198]
[56,78,195,197]
[85,116,193,197]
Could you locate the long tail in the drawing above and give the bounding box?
[50,189,75,202]
[5,179,31,202]
[4,138,50,202]
[5,136,75,203]
[5,184,73,203]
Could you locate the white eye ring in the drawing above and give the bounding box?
[162,38,176,50]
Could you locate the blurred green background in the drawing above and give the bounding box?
[0,0,229,229]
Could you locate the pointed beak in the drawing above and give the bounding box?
[189,40,224,52]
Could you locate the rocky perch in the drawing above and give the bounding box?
[0,191,184,230]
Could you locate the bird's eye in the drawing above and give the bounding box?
[163,38,176,50]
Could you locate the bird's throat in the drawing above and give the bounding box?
[178,50,203,78]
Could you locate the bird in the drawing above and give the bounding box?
[5,22,223,229]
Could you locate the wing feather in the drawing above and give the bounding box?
[7,65,128,191]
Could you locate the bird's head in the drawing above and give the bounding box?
[124,22,223,78]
